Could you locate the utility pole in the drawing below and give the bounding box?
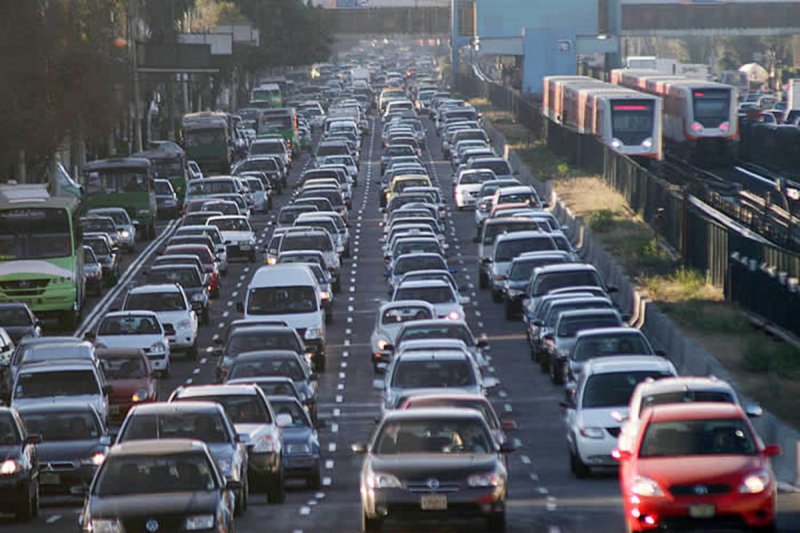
[129,0,143,153]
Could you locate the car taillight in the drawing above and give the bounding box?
[690,122,703,132]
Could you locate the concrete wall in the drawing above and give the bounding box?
[475,0,598,39]
[521,28,578,94]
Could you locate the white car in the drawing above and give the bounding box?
[453,169,496,209]
[92,311,171,376]
[122,284,199,359]
[86,207,137,252]
[208,215,257,262]
[391,279,469,321]
[369,300,436,372]
[563,356,676,478]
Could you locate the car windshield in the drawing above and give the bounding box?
[270,399,311,428]
[399,325,472,346]
[395,241,440,256]
[94,453,217,496]
[534,271,604,296]
[100,356,148,379]
[121,412,229,443]
[280,253,323,267]
[211,218,251,232]
[459,171,494,185]
[92,211,128,225]
[81,219,115,233]
[229,357,305,381]
[374,419,492,454]
[482,222,538,245]
[640,391,736,416]
[0,307,30,327]
[382,306,432,325]
[475,160,511,175]
[98,315,161,335]
[282,234,332,252]
[394,256,446,275]
[22,411,101,441]
[83,248,97,263]
[180,394,270,424]
[125,292,185,312]
[148,268,201,287]
[544,301,610,328]
[395,285,454,304]
[582,371,673,409]
[392,360,475,388]
[85,238,111,256]
[227,331,299,358]
[247,286,317,314]
[572,334,650,361]
[15,370,98,398]
[0,414,20,445]
[252,381,298,399]
[509,258,565,281]
[639,419,756,457]
[498,192,537,205]
[406,399,497,429]
[558,315,621,337]
[494,237,554,262]
[187,181,234,195]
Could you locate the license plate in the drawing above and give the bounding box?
[240,244,251,250]
[40,473,60,486]
[420,494,447,511]
[688,504,715,519]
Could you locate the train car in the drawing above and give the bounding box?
[543,77,663,160]
[542,75,592,122]
[611,69,738,160]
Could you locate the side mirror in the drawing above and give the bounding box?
[500,417,518,431]
[213,337,223,346]
[84,331,96,342]
[612,448,632,461]
[276,413,293,428]
[459,295,470,306]
[163,324,176,336]
[236,433,248,443]
[483,376,500,389]
[102,384,114,395]
[476,335,489,348]
[745,403,764,418]
[763,443,781,457]
[372,379,385,391]
[310,373,319,381]
[499,442,515,453]
[225,479,243,492]
[543,333,554,342]
[351,443,367,454]
[532,319,543,327]
[99,435,112,446]
[654,349,667,357]
[24,434,42,446]
[236,302,244,313]
[132,219,140,226]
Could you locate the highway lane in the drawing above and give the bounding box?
[9,110,800,532]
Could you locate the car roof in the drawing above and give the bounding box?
[558,309,620,320]
[575,327,643,339]
[250,264,317,286]
[582,355,674,375]
[398,318,468,329]
[130,401,222,415]
[382,407,486,422]
[16,336,80,347]
[494,230,550,242]
[128,284,182,295]
[396,279,450,289]
[109,439,209,457]
[403,392,489,403]
[395,350,470,362]
[102,310,159,319]
[647,402,745,422]
[174,384,259,398]
[635,376,734,396]
[534,263,598,274]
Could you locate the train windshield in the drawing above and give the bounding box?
[611,100,654,145]
[693,89,730,127]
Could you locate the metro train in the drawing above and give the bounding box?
[542,76,664,160]
[611,68,739,160]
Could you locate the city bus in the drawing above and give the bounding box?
[258,108,300,156]
[0,187,84,329]
[251,83,283,108]
[135,148,190,204]
[82,157,157,239]
[182,112,234,173]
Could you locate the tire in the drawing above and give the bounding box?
[314,355,326,373]
[333,280,341,294]
[325,310,332,324]
[478,270,489,289]
[491,289,502,303]
[551,361,564,385]
[201,308,210,325]
[16,480,37,522]
[486,511,506,532]
[188,341,198,360]
[362,510,382,532]
[570,448,590,479]
[504,301,516,320]
[235,474,249,516]
[307,469,322,490]
[267,473,285,504]
[539,352,550,373]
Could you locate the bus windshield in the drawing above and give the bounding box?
[84,169,149,194]
[185,128,226,147]
[0,208,72,260]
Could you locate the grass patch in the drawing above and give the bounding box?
[586,209,617,232]
[742,337,800,377]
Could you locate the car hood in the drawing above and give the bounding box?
[107,378,151,398]
[89,491,219,518]
[282,427,314,445]
[637,455,766,488]
[370,453,499,480]
[220,230,254,243]
[37,440,106,462]
[96,334,163,349]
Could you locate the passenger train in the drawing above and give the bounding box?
[542,76,664,161]
[611,69,738,160]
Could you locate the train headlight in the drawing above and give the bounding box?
[719,121,731,132]
[641,137,653,148]
[610,138,622,149]
[690,122,703,132]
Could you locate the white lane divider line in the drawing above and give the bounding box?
[521,455,531,465]
[46,515,62,524]
[322,477,332,487]
[325,459,334,470]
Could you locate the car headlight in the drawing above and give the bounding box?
[507,289,523,298]
[149,341,167,354]
[267,257,277,265]
[630,476,664,497]
[120,230,131,238]
[81,452,106,466]
[739,471,770,494]
[191,293,204,302]
[367,472,402,489]
[287,443,311,455]
[320,290,331,301]
[376,338,390,350]
[252,435,275,453]
[132,388,150,402]
[90,519,124,533]
[185,514,215,530]
[446,310,462,321]
[0,459,22,475]
[467,471,505,488]
[217,458,232,476]
[578,426,605,439]
[177,319,192,328]
[304,328,322,340]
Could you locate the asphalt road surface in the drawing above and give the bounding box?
[8,112,800,533]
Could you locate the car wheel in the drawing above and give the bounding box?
[486,510,506,532]
[362,510,382,532]
[539,352,549,374]
[249,252,256,263]
[325,310,333,324]
[550,361,564,385]
[314,355,326,373]
[235,474,249,516]
[478,270,488,289]
[16,480,37,521]
[570,448,590,479]
[188,341,198,360]
[504,301,516,320]
[307,469,322,490]
[267,473,285,504]
[333,280,341,294]
[491,289,502,303]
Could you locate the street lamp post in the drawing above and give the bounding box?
[128,0,143,153]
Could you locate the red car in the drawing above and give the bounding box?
[163,244,219,298]
[97,348,157,425]
[614,402,780,531]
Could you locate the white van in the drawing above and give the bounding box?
[238,264,327,371]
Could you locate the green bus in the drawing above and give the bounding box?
[135,148,189,205]
[251,83,283,108]
[82,157,157,239]
[0,189,84,329]
[259,108,300,157]
[182,112,233,174]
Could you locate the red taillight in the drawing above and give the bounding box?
[719,121,730,132]
[690,122,703,132]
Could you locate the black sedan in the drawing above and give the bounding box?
[0,303,40,344]
[79,439,237,533]
[0,407,40,520]
[352,408,512,532]
[17,403,110,497]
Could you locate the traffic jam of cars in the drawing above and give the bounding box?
[0,45,785,533]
